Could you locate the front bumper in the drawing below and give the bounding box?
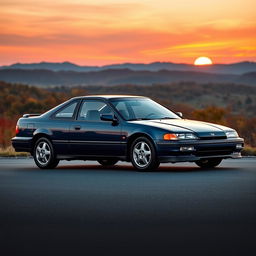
[156,138,244,163]
[11,136,33,152]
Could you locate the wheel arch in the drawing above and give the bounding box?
[32,132,53,151]
[126,132,156,161]
[32,133,59,169]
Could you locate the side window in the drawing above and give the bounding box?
[54,101,78,119]
[78,100,113,121]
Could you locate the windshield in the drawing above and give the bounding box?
[110,98,181,121]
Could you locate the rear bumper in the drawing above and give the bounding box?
[11,136,33,152]
[156,138,244,163]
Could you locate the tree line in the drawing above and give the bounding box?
[0,81,255,148]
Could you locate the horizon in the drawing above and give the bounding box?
[2,60,256,67]
[1,0,255,65]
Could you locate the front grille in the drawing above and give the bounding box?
[200,136,227,140]
[198,132,227,140]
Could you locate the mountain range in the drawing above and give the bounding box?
[0,61,255,87]
[1,61,256,74]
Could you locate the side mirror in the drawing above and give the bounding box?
[100,114,117,122]
[176,112,183,118]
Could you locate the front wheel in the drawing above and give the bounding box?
[195,158,222,168]
[33,137,59,169]
[130,137,159,171]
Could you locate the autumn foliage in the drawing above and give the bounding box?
[0,81,255,148]
[192,107,256,147]
[0,81,87,148]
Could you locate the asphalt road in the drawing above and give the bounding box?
[0,158,256,255]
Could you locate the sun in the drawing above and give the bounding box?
[194,56,213,65]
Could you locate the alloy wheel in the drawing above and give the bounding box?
[133,141,152,168]
[36,141,51,166]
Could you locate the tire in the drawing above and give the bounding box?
[195,158,222,168]
[98,159,118,166]
[130,136,159,171]
[33,137,59,169]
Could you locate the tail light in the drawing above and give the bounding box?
[15,125,20,135]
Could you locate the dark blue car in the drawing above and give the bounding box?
[12,95,244,170]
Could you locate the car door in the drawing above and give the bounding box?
[49,99,80,155]
[69,99,124,157]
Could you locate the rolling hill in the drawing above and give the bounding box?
[1,68,255,87]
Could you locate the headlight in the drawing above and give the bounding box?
[225,131,238,138]
[163,133,198,140]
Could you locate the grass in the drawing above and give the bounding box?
[0,146,255,157]
[0,146,30,157]
[242,146,256,156]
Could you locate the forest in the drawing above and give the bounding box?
[0,81,255,151]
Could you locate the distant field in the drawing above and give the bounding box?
[0,68,255,86]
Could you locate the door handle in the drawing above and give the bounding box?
[74,125,81,130]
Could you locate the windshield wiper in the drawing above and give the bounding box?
[159,117,177,119]
[128,117,177,121]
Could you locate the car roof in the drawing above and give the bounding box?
[72,95,147,100]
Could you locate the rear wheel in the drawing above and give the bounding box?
[33,137,59,169]
[195,158,222,168]
[98,159,118,166]
[130,137,159,171]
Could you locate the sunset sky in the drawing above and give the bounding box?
[0,0,255,65]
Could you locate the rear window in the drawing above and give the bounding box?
[54,101,78,119]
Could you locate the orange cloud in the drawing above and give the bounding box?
[0,0,255,65]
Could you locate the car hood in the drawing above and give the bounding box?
[132,119,232,138]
